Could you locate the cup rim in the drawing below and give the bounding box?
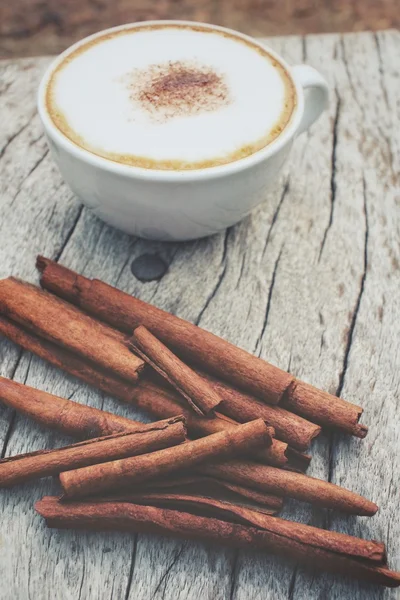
[37,20,304,182]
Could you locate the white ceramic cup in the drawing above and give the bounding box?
[38,21,329,241]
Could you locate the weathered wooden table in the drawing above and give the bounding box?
[0,30,399,600]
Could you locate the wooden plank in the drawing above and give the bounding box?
[0,30,399,599]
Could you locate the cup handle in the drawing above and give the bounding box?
[291,65,329,134]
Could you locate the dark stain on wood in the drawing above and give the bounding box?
[131,254,169,282]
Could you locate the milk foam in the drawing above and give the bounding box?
[47,25,295,169]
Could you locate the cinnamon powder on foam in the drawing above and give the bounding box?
[127,61,231,123]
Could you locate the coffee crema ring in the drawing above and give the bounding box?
[44,23,296,170]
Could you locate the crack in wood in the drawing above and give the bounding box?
[287,348,293,373]
[28,132,44,147]
[254,245,284,355]
[327,430,337,490]
[336,174,369,398]
[339,37,365,118]
[234,251,246,291]
[46,198,59,227]
[27,547,34,600]
[327,175,369,489]
[150,543,186,600]
[26,148,49,177]
[194,227,230,326]
[319,329,326,357]
[229,549,240,600]
[0,113,35,159]
[10,148,50,207]
[124,535,138,600]
[1,411,18,459]
[54,204,84,262]
[77,551,86,600]
[318,90,341,261]
[262,180,290,259]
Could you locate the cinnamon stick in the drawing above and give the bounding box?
[200,460,378,516]
[60,419,273,498]
[130,325,222,416]
[0,316,306,471]
[95,491,280,516]
[283,380,368,438]
[132,476,284,512]
[37,257,293,404]
[84,493,383,562]
[0,377,374,516]
[0,373,306,486]
[0,278,144,383]
[131,378,310,472]
[202,374,321,451]
[0,376,149,438]
[35,498,400,587]
[0,316,138,403]
[36,258,368,438]
[0,418,186,488]
[0,376,284,513]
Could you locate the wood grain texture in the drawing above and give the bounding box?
[0,30,399,599]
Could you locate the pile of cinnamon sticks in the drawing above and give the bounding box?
[0,256,398,588]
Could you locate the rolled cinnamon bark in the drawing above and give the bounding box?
[95,492,281,516]
[35,498,400,587]
[0,376,147,438]
[0,418,186,488]
[200,460,378,516]
[60,419,273,499]
[202,374,321,451]
[132,476,284,512]
[0,278,144,383]
[0,316,138,403]
[85,493,384,562]
[133,378,310,471]
[0,310,303,471]
[37,257,293,404]
[130,326,222,416]
[283,380,368,438]
[0,376,284,512]
[0,373,306,476]
[36,257,368,437]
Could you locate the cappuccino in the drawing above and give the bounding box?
[46,24,296,170]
